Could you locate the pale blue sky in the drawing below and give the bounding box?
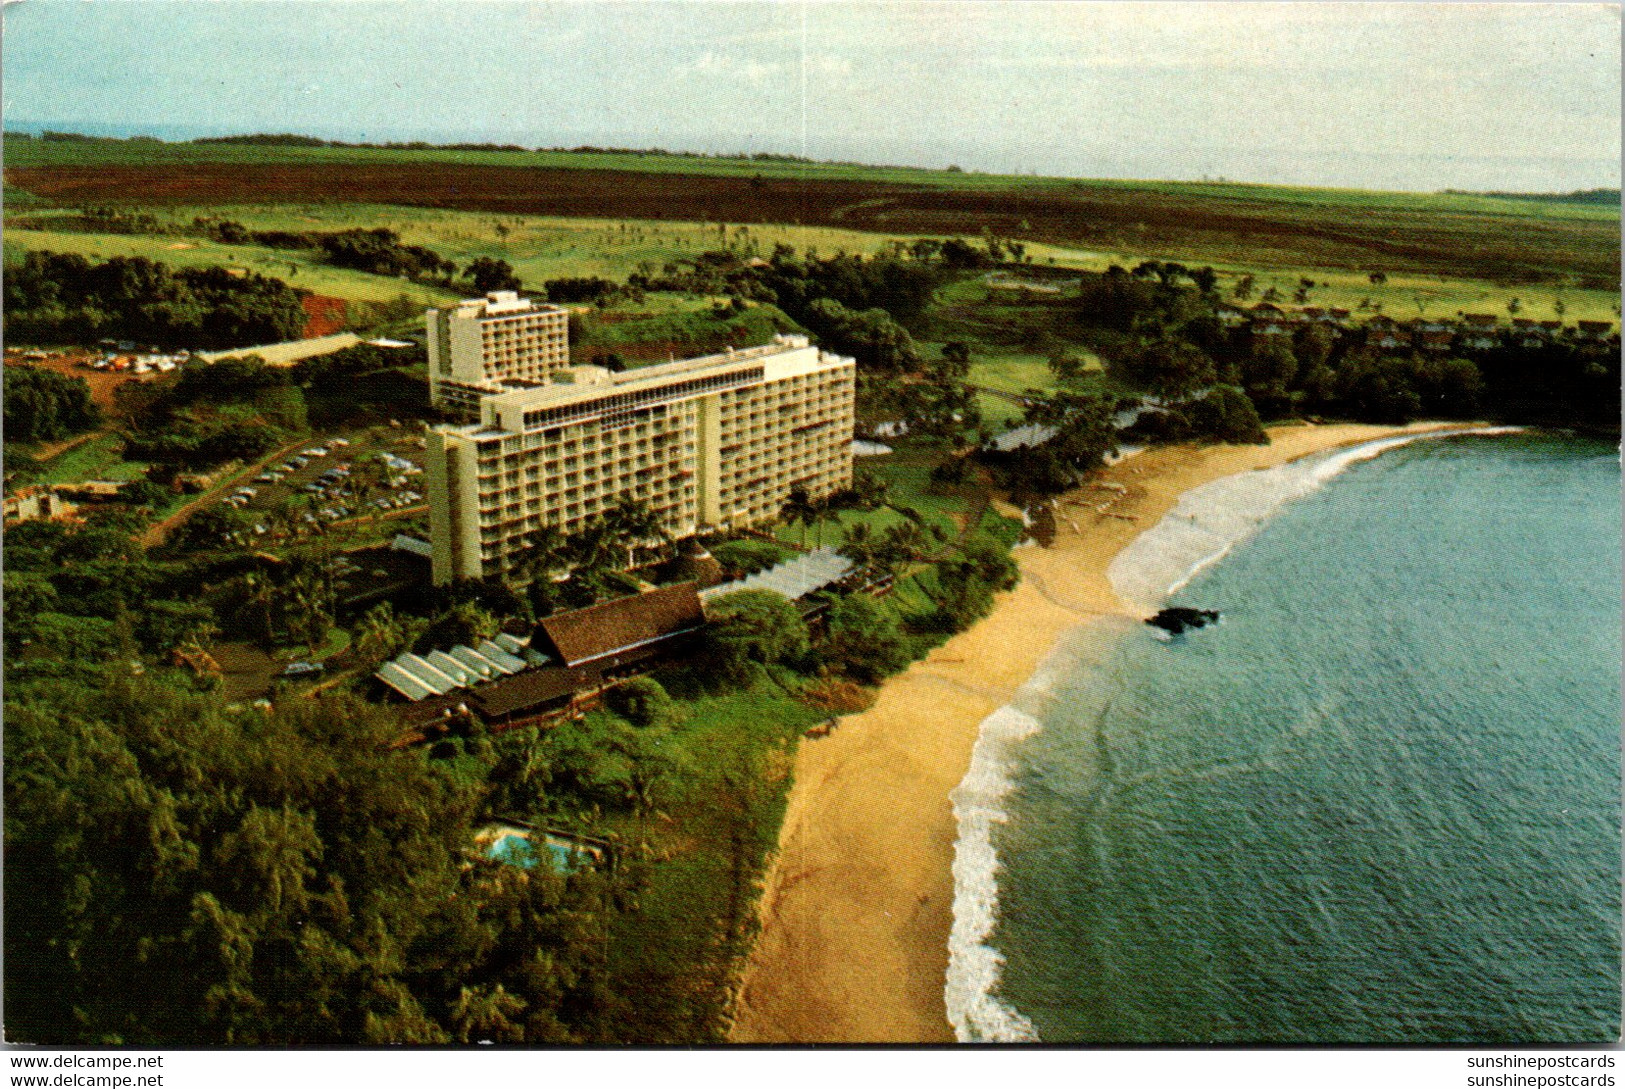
[3,2,1619,192]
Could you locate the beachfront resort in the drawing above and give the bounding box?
[423,293,856,583]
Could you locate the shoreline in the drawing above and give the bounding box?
[727,420,1469,1044]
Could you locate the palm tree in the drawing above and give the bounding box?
[356,602,405,663]
[877,521,929,574]
[177,618,221,657]
[839,522,878,570]
[606,495,667,569]
[810,495,841,549]
[284,571,334,656]
[781,487,816,549]
[351,458,392,528]
[227,805,320,918]
[450,984,524,1044]
[517,522,567,585]
[240,569,277,645]
[264,499,298,544]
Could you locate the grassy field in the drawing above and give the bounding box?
[7,135,1616,288]
[2,223,462,307]
[18,431,150,487]
[14,199,1613,335]
[0,200,1097,324]
[1031,252,1621,324]
[140,202,932,276]
[774,443,988,551]
[7,135,1616,223]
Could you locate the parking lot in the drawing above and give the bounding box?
[214,423,429,545]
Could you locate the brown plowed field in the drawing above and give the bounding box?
[7,163,1617,285]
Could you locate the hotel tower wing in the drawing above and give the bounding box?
[425,333,856,585]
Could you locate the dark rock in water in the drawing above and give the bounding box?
[1148,607,1220,634]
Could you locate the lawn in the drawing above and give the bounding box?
[5,202,965,312]
[775,443,986,552]
[1201,262,1622,324]
[594,675,827,1041]
[2,225,462,307]
[24,431,151,487]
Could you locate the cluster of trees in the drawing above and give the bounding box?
[508,498,671,617]
[1475,341,1620,430]
[465,257,522,294]
[1073,263,1618,431]
[876,236,1025,269]
[758,248,943,327]
[4,518,215,670]
[615,244,947,378]
[979,392,1121,497]
[699,574,935,692]
[11,207,170,236]
[118,356,303,477]
[177,131,863,165]
[3,252,306,350]
[192,217,323,250]
[799,299,920,374]
[4,669,629,1044]
[192,133,532,153]
[1075,264,1215,339]
[0,502,768,1044]
[4,499,704,1046]
[1121,386,1268,446]
[184,220,527,296]
[1192,325,1557,425]
[318,228,457,282]
[4,366,101,444]
[628,241,958,330]
[125,417,284,474]
[543,276,621,304]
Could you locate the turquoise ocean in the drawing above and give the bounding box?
[946,431,1621,1043]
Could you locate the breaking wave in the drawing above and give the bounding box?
[1106,427,1523,611]
[944,425,1522,1043]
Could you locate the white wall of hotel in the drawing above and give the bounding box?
[426,291,571,413]
[426,336,857,586]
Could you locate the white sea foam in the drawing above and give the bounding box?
[942,424,1523,1042]
[1107,427,1524,611]
[945,650,1078,1043]
[945,704,1043,1042]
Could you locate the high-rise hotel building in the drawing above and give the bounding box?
[425,335,856,585]
[427,291,571,414]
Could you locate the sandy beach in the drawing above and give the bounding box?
[727,421,1465,1044]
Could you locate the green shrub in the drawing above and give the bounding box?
[606,675,681,728]
[823,595,911,684]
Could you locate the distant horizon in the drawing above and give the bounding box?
[5,119,1619,201]
[3,3,1618,195]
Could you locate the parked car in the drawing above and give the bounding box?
[280,661,324,678]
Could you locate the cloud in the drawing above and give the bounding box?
[677,49,785,84]
[809,54,853,78]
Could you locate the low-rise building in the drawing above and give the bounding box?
[4,487,76,524]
